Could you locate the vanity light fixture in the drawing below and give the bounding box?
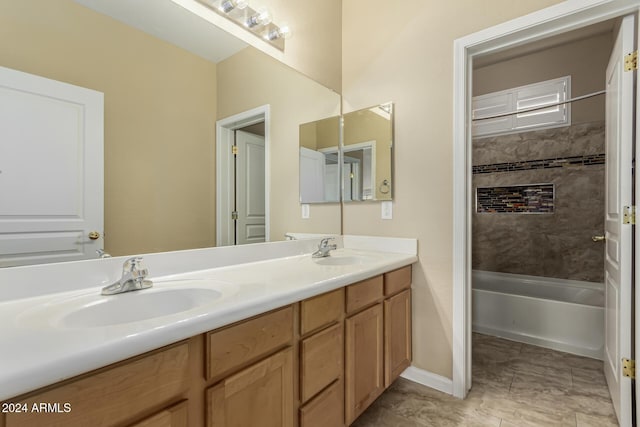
[198,0,291,50]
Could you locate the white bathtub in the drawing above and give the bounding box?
[472,270,604,360]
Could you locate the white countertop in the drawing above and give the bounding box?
[0,235,417,401]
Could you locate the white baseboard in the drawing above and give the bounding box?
[400,366,453,395]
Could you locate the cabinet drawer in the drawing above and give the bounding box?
[130,400,188,427]
[346,276,383,314]
[300,288,344,336]
[300,323,343,403]
[384,265,411,297]
[5,342,190,427]
[299,380,344,427]
[206,306,293,381]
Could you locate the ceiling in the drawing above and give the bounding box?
[473,19,616,69]
[74,0,248,63]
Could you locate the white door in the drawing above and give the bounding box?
[299,147,326,203]
[235,130,265,245]
[0,67,103,267]
[604,14,634,427]
[324,163,340,202]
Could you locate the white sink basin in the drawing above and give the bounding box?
[20,280,226,329]
[60,287,221,328]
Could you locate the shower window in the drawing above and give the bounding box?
[472,76,571,137]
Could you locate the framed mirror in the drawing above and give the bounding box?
[342,103,394,202]
[0,0,341,267]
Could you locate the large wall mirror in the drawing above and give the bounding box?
[0,0,341,267]
[343,103,394,202]
[298,103,394,204]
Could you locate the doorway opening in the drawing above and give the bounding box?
[453,1,640,426]
[216,105,270,246]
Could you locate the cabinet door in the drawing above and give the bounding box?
[130,401,188,427]
[299,380,344,427]
[345,304,383,425]
[207,348,294,427]
[384,289,412,387]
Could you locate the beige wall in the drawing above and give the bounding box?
[473,32,613,124]
[341,0,563,379]
[254,0,342,92]
[217,48,341,239]
[299,116,340,151]
[1,0,218,256]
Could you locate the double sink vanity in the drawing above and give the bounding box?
[0,235,416,426]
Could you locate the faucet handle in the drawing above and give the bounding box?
[319,237,334,247]
[123,257,148,280]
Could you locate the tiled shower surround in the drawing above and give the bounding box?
[472,121,605,283]
[476,184,555,213]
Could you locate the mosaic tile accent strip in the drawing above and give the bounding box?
[476,184,554,214]
[473,153,605,175]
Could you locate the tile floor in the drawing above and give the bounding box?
[352,333,618,427]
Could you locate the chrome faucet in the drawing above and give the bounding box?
[101,257,153,295]
[312,237,337,258]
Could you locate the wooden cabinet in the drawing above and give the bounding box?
[206,306,293,382]
[300,288,343,335]
[383,266,412,388]
[345,266,412,426]
[345,303,384,425]
[300,322,343,403]
[383,266,412,297]
[384,289,412,387]
[131,401,188,427]
[298,289,345,427]
[299,380,344,427]
[207,348,294,427]
[345,276,383,314]
[4,342,190,427]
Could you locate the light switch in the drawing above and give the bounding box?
[301,204,310,219]
[381,201,393,219]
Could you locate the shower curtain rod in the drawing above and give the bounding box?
[472,89,606,121]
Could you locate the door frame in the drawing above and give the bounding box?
[216,105,270,246]
[452,0,640,399]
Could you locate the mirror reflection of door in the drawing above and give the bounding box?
[298,116,341,203]
[0,66,104,267]
[234,127,265,245]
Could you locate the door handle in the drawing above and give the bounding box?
[592,235,605,242]
[88,231,101,240]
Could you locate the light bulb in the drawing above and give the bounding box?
[219,0,248,13]
[266,25,292,41]
[247,8,271,27]
[278,25,291,39]
[235,0,249,9]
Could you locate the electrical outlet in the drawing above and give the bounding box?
[381,201,393,219]
[301,204,310,219]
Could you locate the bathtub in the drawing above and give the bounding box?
[472,270,604,360]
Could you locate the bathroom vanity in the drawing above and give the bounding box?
[0,236,416,427]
